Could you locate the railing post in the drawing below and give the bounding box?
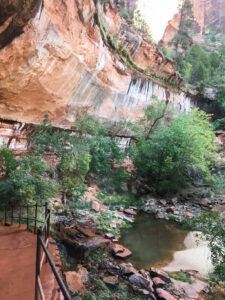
[47,209,50,239]
[44,202,48,242]
[4,206,7,225]
[19,205,21,227]
[11,206,13,226]
[34,203,38,234]
[45,202,48,219]
[35,229,41,300]
[27,205,29,231]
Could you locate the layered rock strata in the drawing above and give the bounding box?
[0,0,194,129]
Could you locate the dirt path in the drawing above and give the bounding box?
[0,223,62,300]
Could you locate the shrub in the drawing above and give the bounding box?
[166,271,193,284]
[0,153,59,206]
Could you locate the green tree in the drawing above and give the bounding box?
[29,112,127,196]
[170,0,195,50]
[132,109,216,194]
[134,8,153,42]
[0,145,18,178]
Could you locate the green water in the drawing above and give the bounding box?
[119,213,188,269]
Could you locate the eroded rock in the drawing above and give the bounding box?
[149,268,171,283]
[152,277,166,288]
[129,274,151,290]
[120,262,138,275]
[111,243,132,259]
[156,288,176,300]
[102,275,118,287]
[65,271,86,294]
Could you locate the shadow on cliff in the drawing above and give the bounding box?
[0,0,43,49]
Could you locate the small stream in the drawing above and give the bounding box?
[119,213,212,277]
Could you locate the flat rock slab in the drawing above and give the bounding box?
[0,224,62,300]
[111,243,132,259]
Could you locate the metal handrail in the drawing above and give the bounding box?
[3,202,48,233]
[2,202,71,299]
[35,210,71,300]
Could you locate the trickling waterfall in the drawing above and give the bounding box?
[123,78,194,113]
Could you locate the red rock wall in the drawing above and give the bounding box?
[0,0,193,130]
[0,120,32,154]
[161,0,225,46]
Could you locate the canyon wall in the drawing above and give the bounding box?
[0,0,194,130]
[162,0,225,46]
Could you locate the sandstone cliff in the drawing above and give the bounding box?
[0,0,193,129]
[162,0,225,46]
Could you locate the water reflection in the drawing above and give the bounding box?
[120,213,188,269]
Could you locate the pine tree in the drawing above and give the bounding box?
[170,0,195,50]
[133,8,153,42]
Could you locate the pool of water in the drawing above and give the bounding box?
[119,213,188,269]
[119,213,212,277]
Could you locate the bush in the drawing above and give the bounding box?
[83,275,145,300]
[98,191,143,209]
[0,152,59,206]
[213,118,225,130]
[166,271,193,284]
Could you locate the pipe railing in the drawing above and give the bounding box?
[3,203,47,233]
[35,209,71,300]
[2,202,71,300]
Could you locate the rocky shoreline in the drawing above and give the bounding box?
[51,191,225,299]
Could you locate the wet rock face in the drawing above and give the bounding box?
[0,0,193,128]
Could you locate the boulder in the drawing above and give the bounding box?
[159,200,167,206]
[105,233,115,239]
[120,263,138,275]
[152,277,166,288]
[156,212,165,219]
[140,289,150,295]
[184,212,194,219]
[171,197,178,205]
[91,201,100,212]
[82,236,109,253]
[111,243,132,259]
[129,274,151,290]
[129,206,138,210]
[124,209,137,216]
[65,271,86,294]
[76,225,96,237]
[156,288,176,300]
[166,207,175,214]
[102,275,118,287]
[139,269,150,279]
[149,268,171,283]
[77,265,89,284]
[200,198,211,207]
